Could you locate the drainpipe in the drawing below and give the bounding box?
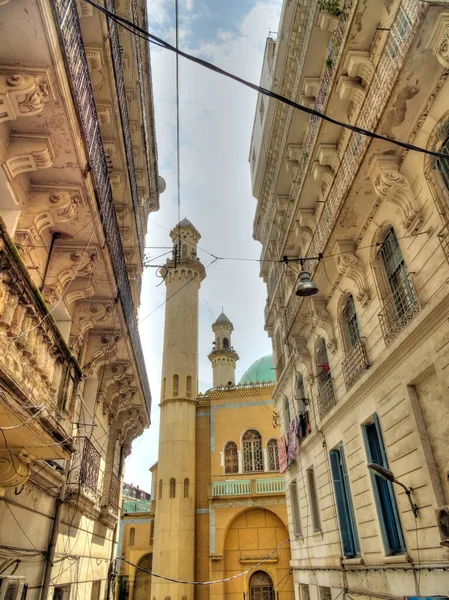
[40,461,68,600]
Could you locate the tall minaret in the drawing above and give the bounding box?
[151,219,205,600]
[208,312,239,387]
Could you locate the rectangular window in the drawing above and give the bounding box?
[90,581,101,600]
[298,584,309,600]
[329,444,360,558]
[290,480,302,537]
[319,587,331,600]
[53,585,71,600]
[306,468,321,532]
[363,414,406,555]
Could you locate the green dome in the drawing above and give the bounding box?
[239,355,275,384]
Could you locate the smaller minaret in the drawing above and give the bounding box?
[208,312,239,387]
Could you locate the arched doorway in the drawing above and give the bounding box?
[249,571,274,600]
[133,553,152,600]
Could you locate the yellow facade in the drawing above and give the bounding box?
[119,222,294,600]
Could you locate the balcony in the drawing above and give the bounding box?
[123,500,151,513]
[378,274,420,346]
[68,436,100,500]
[100,472,121,526]
[342,339,370,391]
[211,478,285,497]
[52,0,151,415]
[317,373,336,421]
[0,222,81,478]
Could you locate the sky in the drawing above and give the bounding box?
[124,0,282,490]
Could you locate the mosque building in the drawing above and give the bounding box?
[117,219,294,600]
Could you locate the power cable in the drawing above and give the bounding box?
[82,0,449,161]
[119,538,289,585]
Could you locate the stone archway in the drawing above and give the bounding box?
[133,553,152,600]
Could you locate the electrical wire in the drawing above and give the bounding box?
[82,0,449,161]
[119,538,289,585]
[3,502,40,552]
[0,405,45,430]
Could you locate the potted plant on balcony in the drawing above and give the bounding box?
[325,57,333,69]
[319,0,342,17]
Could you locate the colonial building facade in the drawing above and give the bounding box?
[0,0,161,598]
[118,220,294,600]
[250,0,449,598]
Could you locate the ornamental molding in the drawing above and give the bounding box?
[0,67,55,123]
[82,330,121,376]
[333,240,370,307]
[344,50,375,85]
[75,0,94,16]
[254,1,318,237]
[290,335,313,382]
[71,299,114,356]
[311,298,337,354]
[425,12,449,69]
[2,132,55,180]
[369,156,422,233]
[97,104,112,125]
[85,47,104,71]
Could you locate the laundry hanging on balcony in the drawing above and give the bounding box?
[287,419,297,462]
[277,435,288,474]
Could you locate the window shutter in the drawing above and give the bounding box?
[339,444,360,556]
[330,450,356,557]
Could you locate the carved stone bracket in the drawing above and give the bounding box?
[369,156,422,233]
[85,47,104,71]
[285,144,303,176]
[290,335,313,383]
[69,299,114,356]
[344,51,374,85]
[333,240,370,307]
[116,408,145,455]
[337,77,366,123]
[75,0,94,16]
[311,298,337,354]
[0,67,54,123]
[2,133,55,180]
[426,12,449,69]
[82,330,120,376]
[318,10,339,33]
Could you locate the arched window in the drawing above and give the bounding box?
[158,479,162,500]
[242,430,263,472]
[341,294,361,351]
[340,294,369,390]
[184,478,189,498]
[186,375,192,398]
[376,227,418,343]
[223,337,229,349]
[249,571,274,600]
[267,439,279,471]
[169,478,176,498]
[283,396,291,429]
[162,377,166,399]
[173,374,179,397]
[129,527,135,546]
[427,118,449,218]
[316,337,335,420]
[224,441,238,474]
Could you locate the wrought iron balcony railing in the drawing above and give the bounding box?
[317,372,336,421]
[107,472,121,514]
[105,0,144,254]
[53,0,151,415]
[438,222,449,262]
[72,436,100,497]
[342,338,370,391]
[378,274,420,346]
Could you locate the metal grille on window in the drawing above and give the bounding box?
[129,527,135,546]
[267,439,279,471]
[186,375,192,398]
[224,441,238,474]
[378,227,419,344]
[158,479,162,500]
[249,571,274,600]
[173,374,179,397]
[184,478,189,498]
[316,337,336,420]
[341,295,369,390]
[169,478,176,498]
[242,430,263,472]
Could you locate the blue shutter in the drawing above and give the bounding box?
[363,416,406,555]
[339,444,360,556]
[330,450,355,557]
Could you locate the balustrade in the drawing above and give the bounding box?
[211,478,285,497]
[255,478,285,494]
[341,338,370,391]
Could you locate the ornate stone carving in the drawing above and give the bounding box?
[49,190,83,222]
[333,240,370,306]
[369,156,422,233]
[97,104,112,125]
[75,0,94,16]
[426,12,449,69]
[2,133,55,180]
[0,68,54,123]
[311,298,337,354]
[290,335,313,382]
[344,50,374,85]
[110,171,123,188]
[69,300,114,355]
[85,47,104,71]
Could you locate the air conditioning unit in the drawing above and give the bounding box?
[436,505,449,547]
[0,576,27,600]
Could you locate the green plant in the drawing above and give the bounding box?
[319,0,342,17]
[325,57,333,69]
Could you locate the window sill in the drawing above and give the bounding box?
[312,530,323,540]
[342,557,364,566]
[382,553,411,565]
